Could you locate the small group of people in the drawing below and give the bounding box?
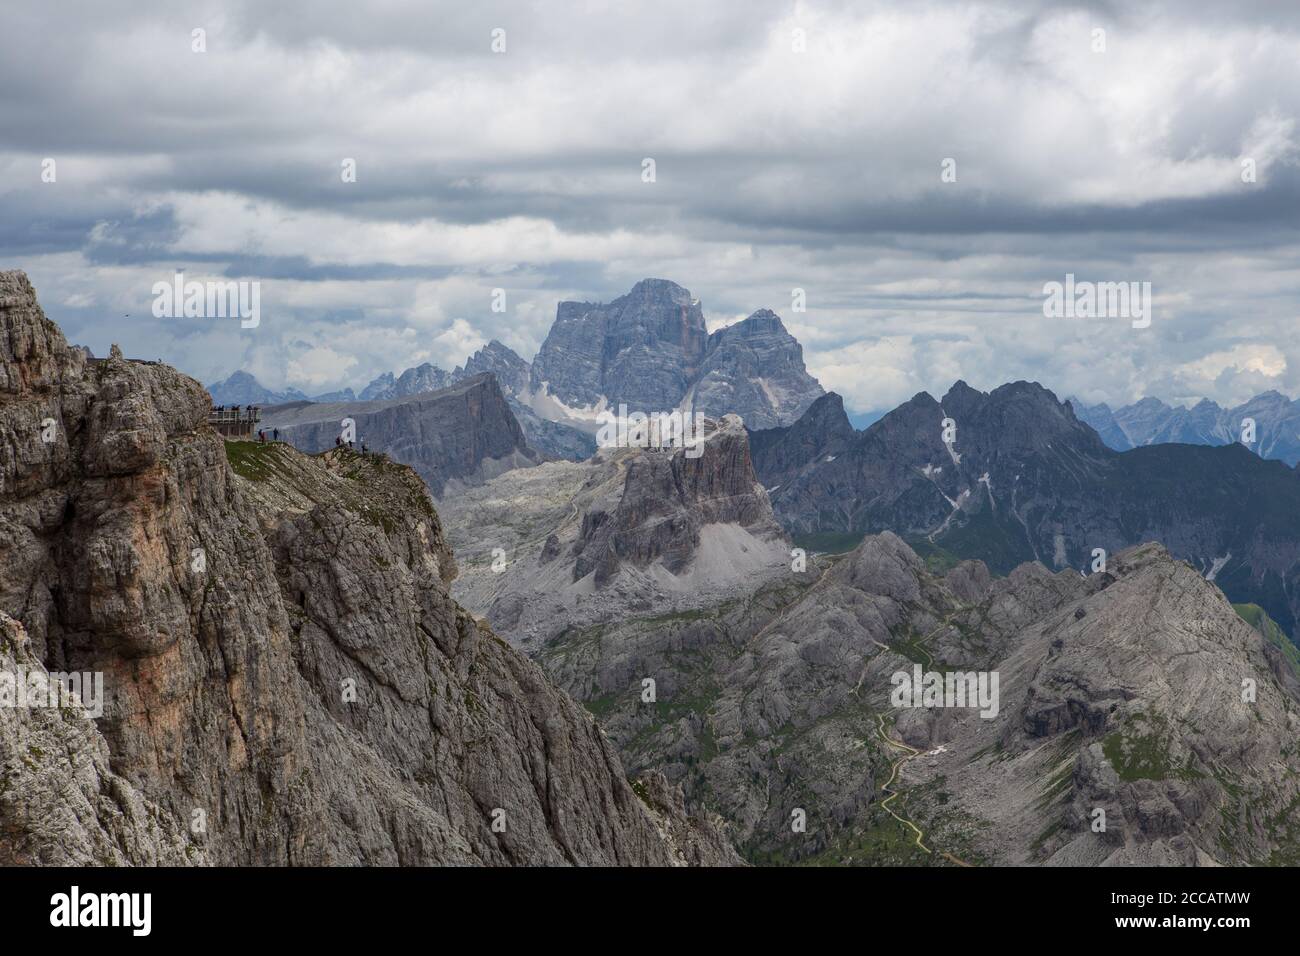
[256,428,280,443]
[212,404,260,418]
[333,437,371,455]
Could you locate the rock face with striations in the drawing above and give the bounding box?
[0,270,740,867]
[0,611,197,865]
[531,278,709,412]
[691,309,824,429]
[259,373,542,497]
[529,279,823,428]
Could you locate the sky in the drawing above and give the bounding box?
[4,0,1300,415]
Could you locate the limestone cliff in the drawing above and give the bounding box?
[0,271,738,866]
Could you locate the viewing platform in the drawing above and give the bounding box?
[208,405,262,439]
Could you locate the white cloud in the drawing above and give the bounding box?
[285,346,358,390]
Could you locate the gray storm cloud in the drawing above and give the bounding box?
[2,0,1299,412]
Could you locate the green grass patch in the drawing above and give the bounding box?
[224,440,284,481]
[1100,713,1202,783]
[1234,603,1300,679]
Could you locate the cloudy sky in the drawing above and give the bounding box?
[4,0,1300,416]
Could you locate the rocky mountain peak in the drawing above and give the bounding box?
[0,270,85,392]
[529,279,822,429]
[797,391,851,429]
[924,380,1107,458]
[939,378,982,406]
[747,391,856,492]
[573,414,784,585]
[458,339,531,397]
[625,277,698,305]
[721,308,786,335]
[358,370,395,400]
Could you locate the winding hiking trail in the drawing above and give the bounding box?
[873,713,973,867]
[871,611,975,868]
[874,712,932,851]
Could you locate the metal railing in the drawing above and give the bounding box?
[207,407,262,425]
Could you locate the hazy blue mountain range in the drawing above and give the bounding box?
[1072,391,1300,466]
[207,369,356,406]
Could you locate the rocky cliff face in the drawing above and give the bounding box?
[0,271,739,867]
[691,310,824,429]
[747,392,857,492]
[529,279,823,428]
[457,340,532,397]
[260,374,542,497]
[0,611,197,865]
[754,381,1300,637]
[1074,390,1300,465]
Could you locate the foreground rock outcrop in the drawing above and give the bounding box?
[0,612,197,865]
[0,271,739,866]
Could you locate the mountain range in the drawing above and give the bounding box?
[208,278,824,459]
[748,380,1300,639]
[436,390,1300,865]
[1073,391,1300,466]
[207,369,357,405]
[528,530,1300,865]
